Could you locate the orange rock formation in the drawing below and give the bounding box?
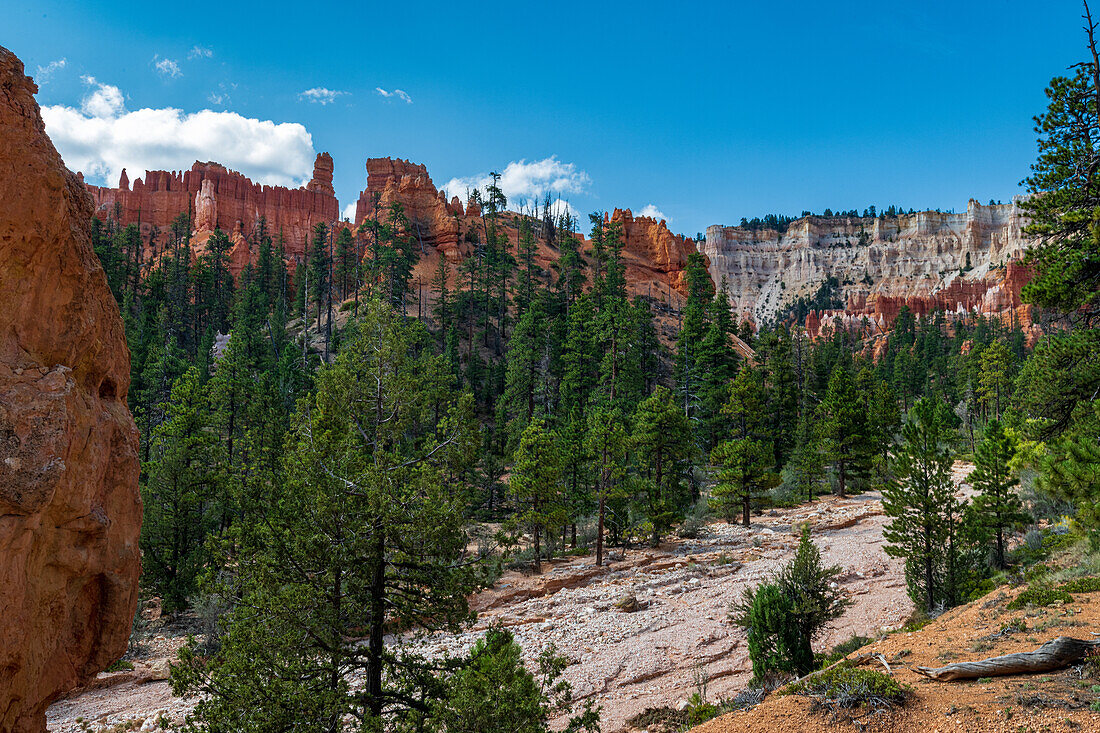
[609,208,707,294]
[81,154,706,298]
[84,153,340,269]
[353,157,467,262]
[0,46,142,733]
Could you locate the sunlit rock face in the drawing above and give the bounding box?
[84,153,340,274]
[0,44,142,733]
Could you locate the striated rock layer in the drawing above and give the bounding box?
[0,46,141,733]
[703,198,1032,324]
[84,153,340,270]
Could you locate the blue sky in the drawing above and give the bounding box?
[6,0,1087,237]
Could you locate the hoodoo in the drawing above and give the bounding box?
[0,46,141,732]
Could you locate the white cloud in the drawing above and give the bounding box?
[42,77,316,189]
[188,45,213,60]
[442,157,591,211]
[375,87,412,104]
[637,204,670,223]
[35,58,66,82]
[207,82,236,106]
[153,55,182,79]
[546,198,583,223]
[79,76,125,117]
[341,202,357,222]
[299,87,347,105]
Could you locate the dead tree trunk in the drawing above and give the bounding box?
[914,637,1100,681]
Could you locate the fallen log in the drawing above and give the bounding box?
[914,636,1100,681]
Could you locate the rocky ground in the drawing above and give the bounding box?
[47,487,917,732]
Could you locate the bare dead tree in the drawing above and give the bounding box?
[915,637,1100,681]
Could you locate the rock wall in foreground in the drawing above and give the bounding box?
[0,45,142,733]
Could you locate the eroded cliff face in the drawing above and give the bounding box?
[0,46,141,733]
[703,199,1031,324]
[609,208,707,294]
[353,158,468,262]
[353,158,705,297]
[84,153,340,273]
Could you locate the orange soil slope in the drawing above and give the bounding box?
[693,584,1100,733]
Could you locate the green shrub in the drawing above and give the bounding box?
[731,528,850,682]
[784,665,907,710]
[441,627,599,733]
[105,659,135,672]
[1060,576,1100,593]
[815,635,872,668]
[1042,531,1078,552]
[899,611,932,633]
[1006,583,1074,610]
[733,581,801,683]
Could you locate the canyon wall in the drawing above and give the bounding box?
[84,153,340,269]
[0,46,142,733]
[703,198,1031,326]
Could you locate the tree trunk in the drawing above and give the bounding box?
[366,534,386,720]
[915,637,1100,681]
[742,493,750,527]
[596,491,605,566]
[996,527,1006,570]
[533,526,541,572]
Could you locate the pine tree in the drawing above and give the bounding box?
[432,253,453,331]
[333,225,355,301]
[675,251,713,418]
[731,528,848,680]
[140,367,218,611]
[1020,39,1100,322]
[308,222,330,331]
[710,438,779,526]
[439,627,599,733]
[758,327,799,463]
[1038,404,1100,526]
[173,300,481,730]
[970,419,1030,568]
[723,366,764,441]
[817,364,873,496]
[559,295,598,419]
[882,397,965,612]
[695,288,739,450]
[632,387,694,546]
[502,304,548,441]
[978,338,1012,420]
[509,418,566,571]
[787,412,826,502]
[584,404,627,566]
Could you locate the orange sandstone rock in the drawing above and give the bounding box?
[0,45,141,733]
[84,153,340,271]
[610,208,708,295]
[353,157,467,262]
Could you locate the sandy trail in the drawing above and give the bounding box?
[48,484,929,732]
